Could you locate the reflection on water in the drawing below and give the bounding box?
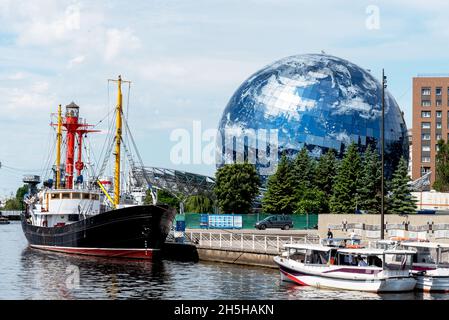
[1,222,449,300]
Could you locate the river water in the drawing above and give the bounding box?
[0,222,447,300]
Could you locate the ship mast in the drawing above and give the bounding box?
[114,75,123,208]
[56,104,62,189]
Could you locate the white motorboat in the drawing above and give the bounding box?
[274,244,417,292]
[399,241,449,292]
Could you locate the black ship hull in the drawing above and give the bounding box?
[21,205,176,259]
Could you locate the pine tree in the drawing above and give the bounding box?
[291,147,316,190]
[315,149,337,198]
[433,139,449,192]
[262,155,296,214]
[356,146,382,214]
[387,156,417,215]
[329,143,361,214]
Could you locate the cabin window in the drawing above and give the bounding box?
[90,194,99,200]
[51,193,61,199]
[71,193,81,199]
[82,193,90,200]
[62,193,70,199]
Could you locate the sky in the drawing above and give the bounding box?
[1,0,449,197]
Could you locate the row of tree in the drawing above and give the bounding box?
[262,143,417,215]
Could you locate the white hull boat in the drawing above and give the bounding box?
[274,244,416,293]
[399,241,449,293]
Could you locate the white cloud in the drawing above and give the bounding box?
[104,28,141,62]
[67,55,86,69]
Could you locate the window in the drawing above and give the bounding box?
[436,87,442,96]
[90,194,99,200]
[421,100,431,107]
[71,193,81,199]
[436,100,442,107]
[421,167,431,176]
[437,111,442,118]
[422,157,431,163]
[436,134,442,140]
[422,87,431,96]
[422,122,431,129]
[82,193,90,200]
[62,193,70,199]
[422,111,431,118]
[422,134,431,141]
[437,122,442,129]
[50,193,61,199]
[422,146,431,152]
[436,144,440,152]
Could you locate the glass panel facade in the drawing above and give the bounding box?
[218,54,408,181]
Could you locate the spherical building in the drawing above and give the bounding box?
[216,54,408,181]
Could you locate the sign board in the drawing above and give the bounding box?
[206,214,243,229]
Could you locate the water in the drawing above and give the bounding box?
[0,222,447,300]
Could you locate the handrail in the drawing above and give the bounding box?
[181,230,317,253]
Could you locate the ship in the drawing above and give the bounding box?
[21,76,176,259]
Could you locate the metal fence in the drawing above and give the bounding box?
[182,230,320,254]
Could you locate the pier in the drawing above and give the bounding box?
[167,228,320,268]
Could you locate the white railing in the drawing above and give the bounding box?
[181,231,319,254]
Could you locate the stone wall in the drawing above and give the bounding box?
[318,214,449,243]
[197,247,278,268]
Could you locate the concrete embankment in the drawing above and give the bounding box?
[165,228,319,268]
[196,246,278,268]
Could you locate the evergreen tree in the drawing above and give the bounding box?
[387,156,417,215]
[291,147,316,190]
[295,187,327,214]
[262,155,296,214]
[356,146,382,214]
[315,149,337,209]
[433,139,449,192]
[329,143,361,214]
[214,163,261,213]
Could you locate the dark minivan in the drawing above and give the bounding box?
[255,215,293,230]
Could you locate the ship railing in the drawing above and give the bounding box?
[180,230,318,254]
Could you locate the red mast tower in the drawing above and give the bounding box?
[61,102,98,189]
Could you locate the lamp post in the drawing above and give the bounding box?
[381,69,387,240]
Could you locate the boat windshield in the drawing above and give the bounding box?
[336,252,383,268]
[287,248,306,263]
[305,249,329,265]
[384,253,414,270]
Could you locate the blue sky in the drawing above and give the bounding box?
[1,0,449,197]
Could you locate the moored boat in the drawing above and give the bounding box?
[274,244,417,292]
[399,241,449,292]
[21,76,176,259]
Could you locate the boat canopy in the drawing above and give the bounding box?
[400,242,449,249]
[337,248,416,255]
[283,244,332,252]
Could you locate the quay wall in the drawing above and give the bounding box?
[196,247,278,269]
[318,214,449,242]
